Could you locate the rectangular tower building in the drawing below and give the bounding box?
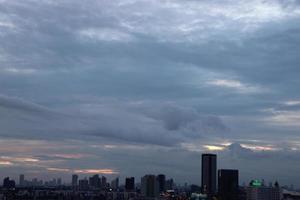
[218,169,239,200]
[201,154,217,196]
[125,177,135,192]
[141,175,158,198]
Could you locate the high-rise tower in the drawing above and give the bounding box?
[201,154,217,196]
[218,169,239,200]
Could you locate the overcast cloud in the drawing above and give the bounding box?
[0,0,300,187]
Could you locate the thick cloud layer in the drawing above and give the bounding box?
[0,0,300,187]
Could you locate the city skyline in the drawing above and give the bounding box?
[0,153,292,190]
[0,153,289,200]
[1,0,300,188]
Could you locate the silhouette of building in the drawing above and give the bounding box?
[125,177,135,192]
[201,154,217,197]
[111,177,119,191]
[218,169,239,200]
[101,176,107,189]
[89,174,101,189]
[157,174,166,193]
[19,174,25,186]
[79,178,89,191]
[72,174,78,187]
[166,178,174,190]
[141,175,158,198]
[190,184,202,193]
[57,178,62,186]
[3,177,15,189]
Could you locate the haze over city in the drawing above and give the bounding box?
[0,0,300,188]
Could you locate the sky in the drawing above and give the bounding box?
[0,0,300,187]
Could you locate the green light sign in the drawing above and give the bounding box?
[251,180,262,187]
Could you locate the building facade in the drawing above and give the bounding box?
[246,180,281,200]
[218,169,239,200]
[141,175,158,198]
[125,177,135,192]
[201,154,217,196]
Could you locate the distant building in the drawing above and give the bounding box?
[101,176,107,189]
[19,174,25,186]
[57,178,62,186]
[157,174,166,193]
[246,180,281,200]
[79,178,89,191]
[141,175,158,198]
[125,177,135,192]
[166,179,174,190]
[190,193,208,200]
[201,154,217,197]
[72,174,78,187]
[218,169,239,200]
[111,177,119,191]
[191,185,202,193]
[282,189,300,200]
[89,174,101,189]
[3,177,15,189]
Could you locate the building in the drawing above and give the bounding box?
[141,175,158,198]
[57,178,62,186]
[166,179,174,190]
[72,174,78,187]
[89,174,101,189]
[282,189,300,200]
[101,176,107,189]
[201,154,217,196]
[125,177,135,192]
[218,169,239,200]
[157,174,166,193]
[246,180,281,200]
[79,178,89,191]
[191,193,208,200]
[19,174,25,186]
[3,177,15,189]
[111,177,119,191]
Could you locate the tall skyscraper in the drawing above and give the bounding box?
[19,174,25,186]
[218,169,239,200]
[141,175,158,198]
[201,154,217,196]
[72,174,78,187]
[157,174,166,193]
[125,177,135,192]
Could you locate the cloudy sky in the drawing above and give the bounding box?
[0,0,300,187]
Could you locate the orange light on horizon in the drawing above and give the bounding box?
[47,167,71,172]
[46,167,118,174]
[74,169,118,174]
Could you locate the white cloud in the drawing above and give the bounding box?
[2,67,37,75]
[284,100,300,106]
[240,144,279,151]
[207,79,263,93]
[78,28,134,42]
[0,21,15,29]
[264,110,300,127]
